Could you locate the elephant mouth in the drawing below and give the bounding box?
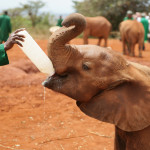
[42,76,52,88]
[76,89,104,107]
[42,73,68,90]
[76,101,82,107]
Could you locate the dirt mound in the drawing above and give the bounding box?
[0,59,45,87]
[0,65,27,81]
[11,59,39,74]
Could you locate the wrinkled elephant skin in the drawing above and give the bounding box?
[43,13,150,150]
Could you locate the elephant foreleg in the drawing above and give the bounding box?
[122,40,127,55]
[83,32,89,44]
[142,42,145,51]
[138,42,143,57]
[104,38,107,47]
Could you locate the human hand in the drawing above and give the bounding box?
[4,28,25,51]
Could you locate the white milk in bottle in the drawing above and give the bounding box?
[17,30,55,76]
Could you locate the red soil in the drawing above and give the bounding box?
[0,38,150,150]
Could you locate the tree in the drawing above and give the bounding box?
[21,0,45,27]
[73,0,150,30]
[6,7,23,17]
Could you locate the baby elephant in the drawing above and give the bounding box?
[43,13,150,150]
[84,16,111,47]
[120,20,144,57]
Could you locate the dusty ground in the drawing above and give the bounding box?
[0,38,150,150]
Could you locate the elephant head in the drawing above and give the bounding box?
[43,13,150,132]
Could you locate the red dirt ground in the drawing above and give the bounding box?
[0,38,150,150]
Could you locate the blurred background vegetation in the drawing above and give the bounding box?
[73,0,150,31]
[0,0,56,39]
[1,0,150,39]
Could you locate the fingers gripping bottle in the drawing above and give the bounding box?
[17,30,55,76]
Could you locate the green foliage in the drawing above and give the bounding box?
[73,0,150,30]
[37,12,56,27]
[2,0,57,39]
[11,16,32,30]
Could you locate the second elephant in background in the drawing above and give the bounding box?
[120,20,144,57]
[83,16,112,47]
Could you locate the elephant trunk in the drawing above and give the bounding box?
[47,13,86,73]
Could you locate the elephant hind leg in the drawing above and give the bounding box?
[130,43,135,57]
[97,37,102,46]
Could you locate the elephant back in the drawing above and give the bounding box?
[85,16,111,37]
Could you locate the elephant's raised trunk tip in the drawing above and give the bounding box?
[62,13,86,33]
[47,13,86,71]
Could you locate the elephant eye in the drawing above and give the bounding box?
[82,63,90,70]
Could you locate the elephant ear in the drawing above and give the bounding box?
[77,81,150,132]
